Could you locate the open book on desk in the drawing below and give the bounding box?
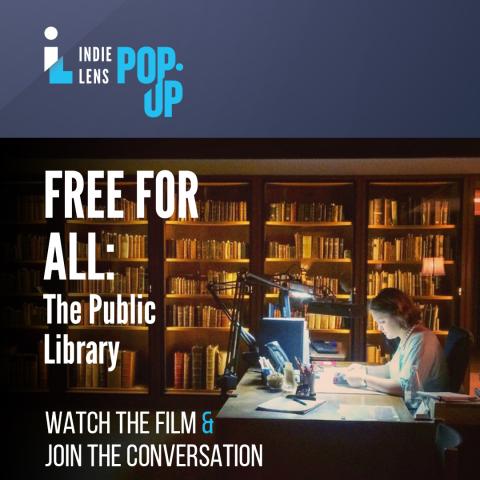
[256,396,326,415]
[315,367,385,395]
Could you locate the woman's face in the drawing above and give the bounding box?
[371,311,404,339]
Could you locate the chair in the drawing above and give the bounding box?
[435,422,462,480]
[444,326,474,393]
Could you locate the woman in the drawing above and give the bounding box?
[345,288,448,395]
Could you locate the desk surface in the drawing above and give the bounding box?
[217,369,414,422]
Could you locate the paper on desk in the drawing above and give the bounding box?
[256,395,326,414]
[315,368,384,395]
[338,404,400,422]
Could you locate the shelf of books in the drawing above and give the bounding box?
[1,183,50,392]
[65,182,149,394]
[263,181,355,361]
[163,182,251,395]
[366,180,461,363]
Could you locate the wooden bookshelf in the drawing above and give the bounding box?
[166,326,233,332]
[310,328,350,334]
[366,179,462,362]
[4,174,476,398]
[368,224,456,230]
[0,184,51,393]
[66,220,148,226]
[367,260,455,265]
[69,325,148,331]
[266,221,352,227]
[166,221,250,226]
[73,258,149,263]
[64,182,150,393]
[263,180,355,361]
[68,386,148,394]
[66,293,150,298]
[265,258,351,263]
[5,325,48,331]
[166,294,250,300]
[265,293,351,300]
[166,258,249,263]
[367,295,454,301]
[163,181,252,395]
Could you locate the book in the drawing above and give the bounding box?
[121,350,136,388]
[174,351,184,389]
[107,365,122,388]
[191,345,204,389]
[217,350,228,377]
[205,345,219,390]
[183,353,191,389]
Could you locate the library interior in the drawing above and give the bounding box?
[3,149,480,479]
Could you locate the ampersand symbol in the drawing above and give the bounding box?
[201,411,213,434]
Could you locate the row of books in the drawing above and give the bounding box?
[72,300,112,325]
[268,274,341,296]
[306,313,348,330]
[167,271,238,295]
[367,270,439,297]
[368,303,442,331]
[265,303,348,330]
[0,269,42,294]
[170,200,248,222]
[69,350,137,388]
[16,195,46,223]
[167,305,230,328]
[0,341,48,390]
[173,345,227,390]
[2,303,47,327]
[368,198,451,226]
[77,233,148,259]
[368,234,453,261]
[75,198,146,222]
[419,303,441,331]
[266,303,304,318]
[7,234,47,261]
[268,202,346,223]
[68,267,148,294]
[366,345,389,364]
[267,236,346,259]
[165,239,249,260]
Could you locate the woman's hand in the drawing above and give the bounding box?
[344,364,367,388]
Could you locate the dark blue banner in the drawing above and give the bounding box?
[1,1,480,137]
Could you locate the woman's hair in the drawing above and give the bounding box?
[369,288,421,328]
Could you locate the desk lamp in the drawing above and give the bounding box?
[208,271,365,394]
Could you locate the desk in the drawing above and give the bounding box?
[216,369,437,480]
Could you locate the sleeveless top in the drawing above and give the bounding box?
[388,325,449,392]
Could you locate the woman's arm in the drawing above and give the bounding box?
[364,375,403,396]
[366,363,390,378]
[344,364,403,395]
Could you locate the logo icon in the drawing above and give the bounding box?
[44,26,73,84]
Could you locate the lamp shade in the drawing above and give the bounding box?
[421,257,446,277]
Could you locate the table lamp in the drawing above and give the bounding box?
[421,257,446,277]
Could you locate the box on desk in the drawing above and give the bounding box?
[419,392,480,425]
[310,342,346,361]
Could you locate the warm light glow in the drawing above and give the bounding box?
[475,190,480,216]
[421,257,446,277]
[289,282,314,299]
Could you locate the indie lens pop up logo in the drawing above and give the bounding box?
[44,26,73,84]
[43,26,183,118]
